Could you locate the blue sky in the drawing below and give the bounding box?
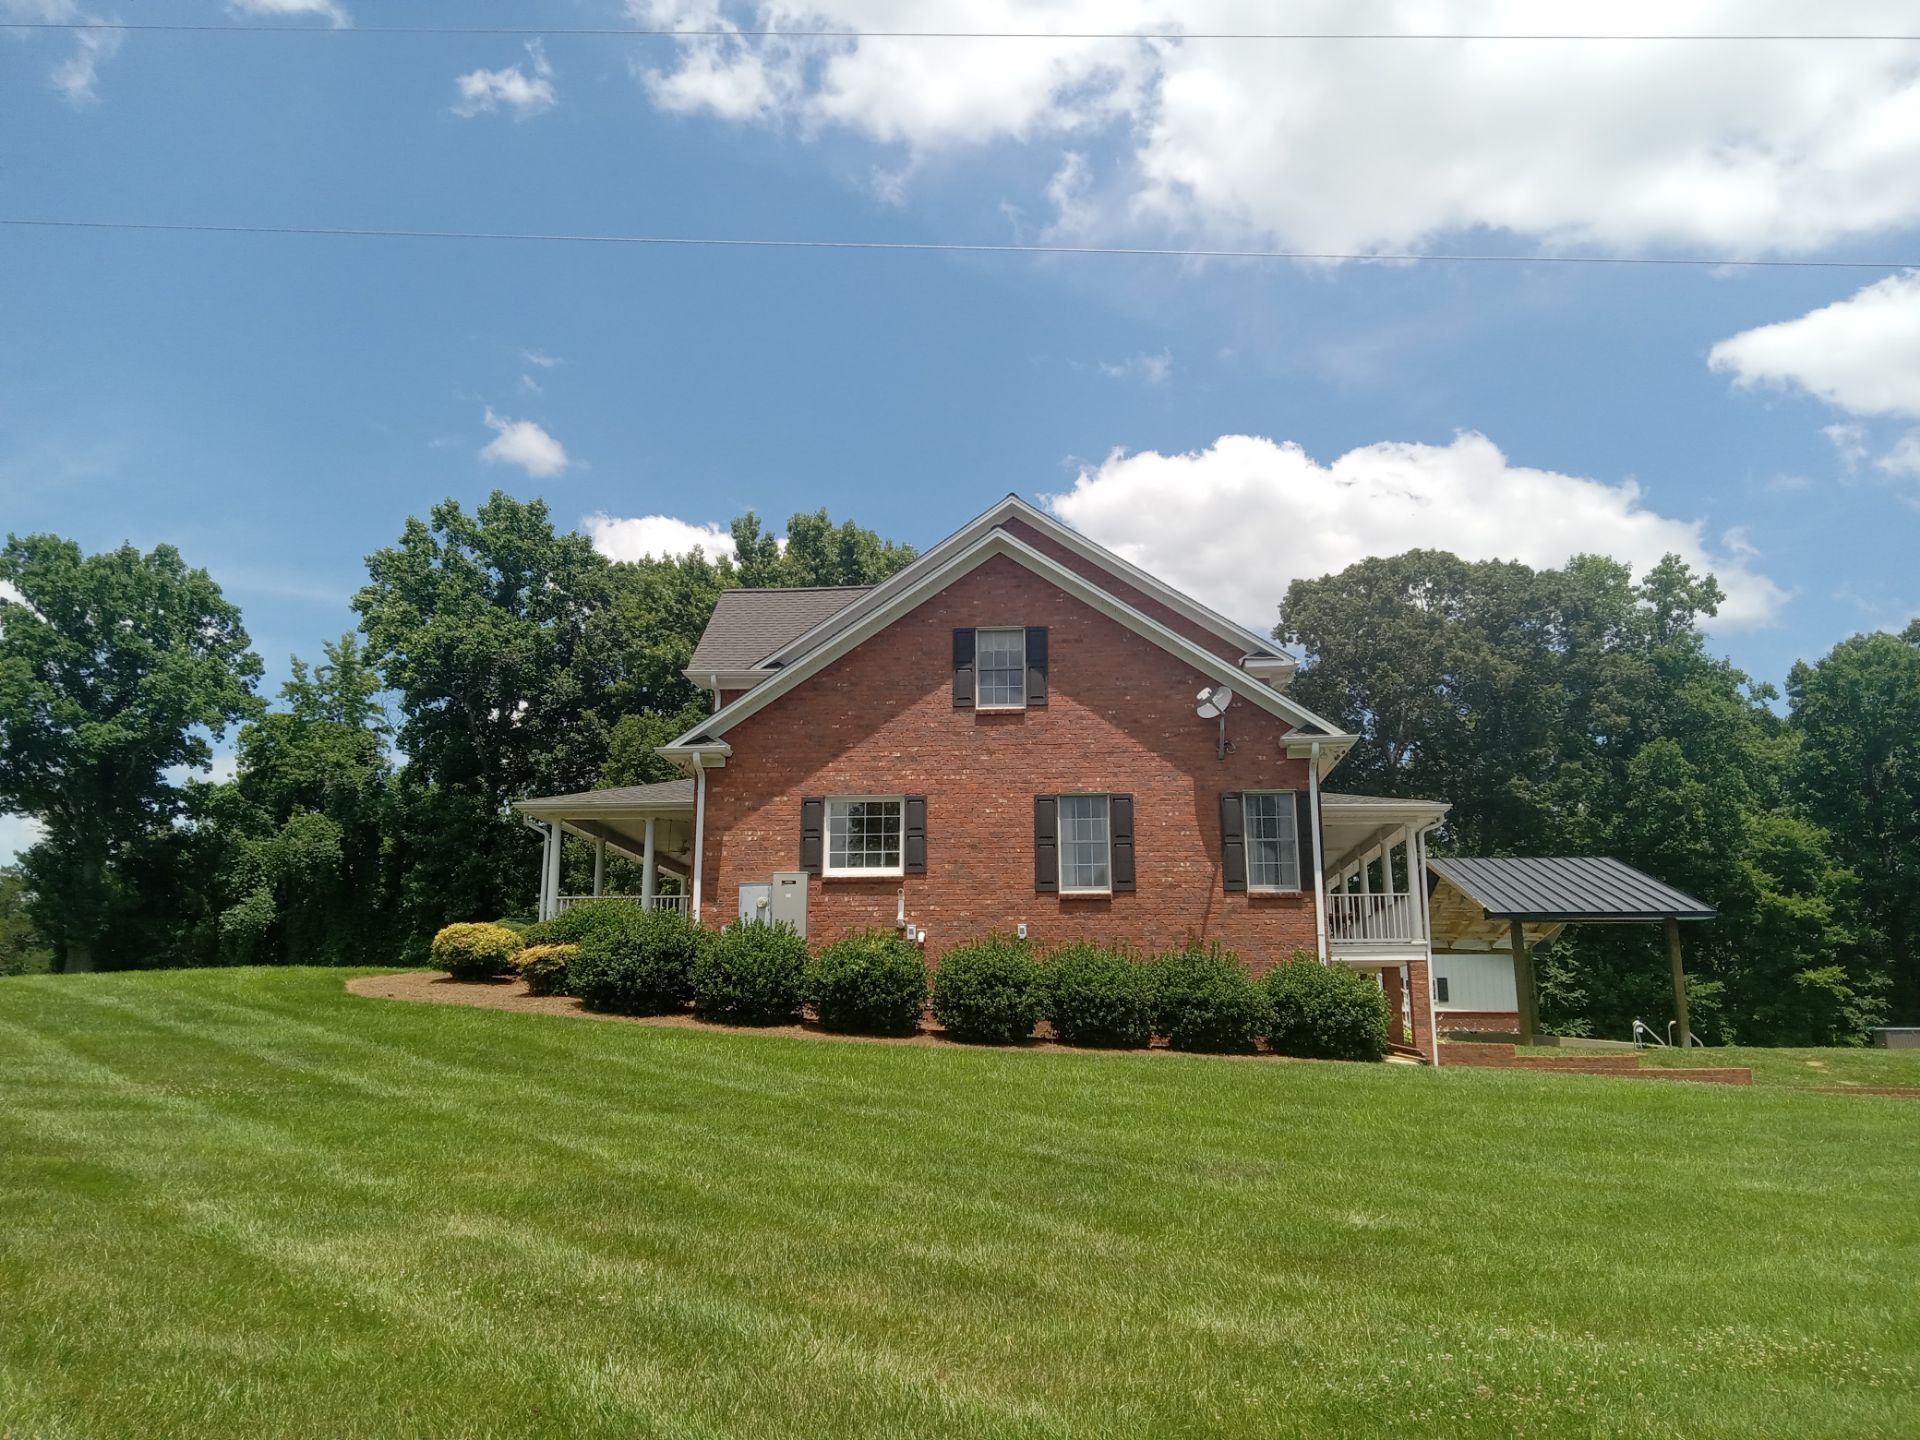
[6,1,1920,858]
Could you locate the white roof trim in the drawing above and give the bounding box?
[661,527,1351,751]
[760,494,1282,672]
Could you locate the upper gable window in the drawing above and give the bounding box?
[975,627,1027,709]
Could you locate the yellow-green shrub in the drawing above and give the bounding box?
[514,943,578,997]
[430,922,524,981]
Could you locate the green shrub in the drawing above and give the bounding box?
[570,907,705,1015]
[690,921,808,1025]
[1041,942,1154,1048]
[1148,943,1270,1053]
[805,930,928,1035]
[430,922,524,981]
[523,899,647,948]
[492,915,535,937]
[932,935,1043,1044]
[514,943,578,998]
[1263,957,1391,1061]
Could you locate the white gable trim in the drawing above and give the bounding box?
[760,494,1281,673]
[660,528,1352,756]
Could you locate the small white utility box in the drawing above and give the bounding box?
[769,871,809,938]
[737,883,771,925]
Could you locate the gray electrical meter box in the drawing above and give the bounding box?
[769,871,809,938]
[737,883,771,925]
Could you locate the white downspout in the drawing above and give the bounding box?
[691,761,707,923]
[1308,742,1329,963]
[1415,823,1441,1068]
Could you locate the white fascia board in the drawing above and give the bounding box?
[660,528,1339,750]
[760,494,1282,672]
[1319,798,1452,824]
[679,668,773,691]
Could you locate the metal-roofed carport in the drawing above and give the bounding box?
[1426,856,1716,1047]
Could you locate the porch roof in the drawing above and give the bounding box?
[1427,856,1714,924]
[513,779,694,816]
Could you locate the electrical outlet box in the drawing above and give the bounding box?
[1016,922,1028,941]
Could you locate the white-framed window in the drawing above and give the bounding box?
[825,796,905,876]
[975,627,1027,709]
[1244,791,1301,892]
[1058,793,1111,893]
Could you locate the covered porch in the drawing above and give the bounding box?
[511,780,698,923]
[1317,792,1450,961]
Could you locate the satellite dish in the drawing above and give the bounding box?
[1196,684,1234,719]
[1196,684,1235,720]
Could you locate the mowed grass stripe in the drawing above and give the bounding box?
[1,968,1916,1439]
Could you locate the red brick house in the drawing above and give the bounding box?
[516,497,1451,1059]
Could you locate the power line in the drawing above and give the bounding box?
[4,21,1919,40]
[2,217,1913,271]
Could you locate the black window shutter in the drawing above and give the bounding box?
[1293,790,1317,888]
[1109,793,1135,892]
[952,628,976,707]
[1220,792,1247,892]
[800,796,824,874]
[1034,795,1059,892]
[1025,625,1049,706]
[904,795,927,875]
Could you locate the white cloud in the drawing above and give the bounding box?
[4,1,123,105]
[0,813,44,867]
[227,0,350,25]
[453,40,558,119]
[478,408,571,478]
[522,348,563,368]
[1046,431,1787,630]
[1879,434,1920,478]
[1824,422,1871,470]
[631,0,1920,257]
[583,513,737,564]
[1099,349,1172,385]
[1709,272,1920,420]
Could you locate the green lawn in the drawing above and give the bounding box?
[2,970,1916,1439]
[1517,1040,1920,1090]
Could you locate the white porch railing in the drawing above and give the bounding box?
[1326,891,1421,946]
[554,894,689,915]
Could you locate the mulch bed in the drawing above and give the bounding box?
[347,971,1416,1064]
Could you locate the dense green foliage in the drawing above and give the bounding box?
[1040,942,1155,1047]
[0,869,53,976]
[690,920,808,1025]
[429,922,524,980]
[1148,945,1271,1053]
[568,907,704,1015]
[0,535,262,970]
[8,968,1917,1439]
[514,943,577,997]
[1263,958,1392,1062]
[803,930,928,1035]
[523,898,654,949]
[0,502,911,972]
[1282,549,1914,1043]
[931,934,1044,1043]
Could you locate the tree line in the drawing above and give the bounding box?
[3,497,1915,1044]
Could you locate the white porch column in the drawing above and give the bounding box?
[641,818,657,908]
[542,821,564,921]
[592,837,606,898]
[536,824,555,921]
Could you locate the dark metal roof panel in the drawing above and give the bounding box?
[686,586,871,674]
[1427,855,1715,921]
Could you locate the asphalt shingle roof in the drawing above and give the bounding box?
[686,586,871,674]
[1426,856,1715,922]
[515,779,695,811]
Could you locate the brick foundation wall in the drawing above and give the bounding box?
[1437,1009,1521,1034]
[699,553,1320,970]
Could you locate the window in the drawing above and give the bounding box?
[1434,976,1450,1004]
[1244,792,1301,891]
[1058,794,1111,893]
[975,627,1027,709]
[826,797,904,876]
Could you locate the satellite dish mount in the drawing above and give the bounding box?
[1196,684,1235,761]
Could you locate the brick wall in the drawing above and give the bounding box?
[700,552,1320,970]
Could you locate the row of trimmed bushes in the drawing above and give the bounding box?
[429,903,1390,1061]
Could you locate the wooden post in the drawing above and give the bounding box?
[1508,918,1539,1045]
[1665,917,1691,1050]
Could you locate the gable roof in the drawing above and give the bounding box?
[761,494,1285,672]
[662,525,1351,759]
[1427,856,1715,922]
[686,586,870,676]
